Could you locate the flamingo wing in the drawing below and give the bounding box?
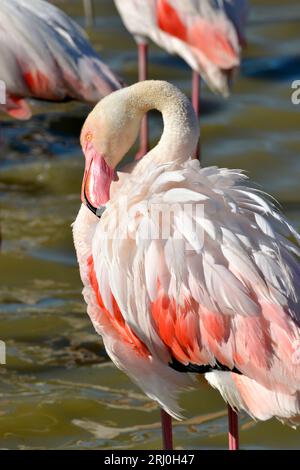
[0,0,121,119]
[157,0,240,66]
[91,160,300,421]
[220,0,249,45]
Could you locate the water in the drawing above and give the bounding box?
[0,0,300,450]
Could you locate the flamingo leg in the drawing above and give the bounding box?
[191,70,200,160]
[192,72,240,449]
[83,0,95,28]
[135,42,149,160]
[228,405,239,450]
[160,409,173,450]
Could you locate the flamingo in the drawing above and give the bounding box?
[114,0,248,157]
[0,0,122,120]
[73,81,300,450]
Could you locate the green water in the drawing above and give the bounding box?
[0,0,300,450]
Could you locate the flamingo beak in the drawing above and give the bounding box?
[81,146,116,216]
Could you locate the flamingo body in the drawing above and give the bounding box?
[73,81,300,426]
[114,0,248,95]
[0,0,121,120]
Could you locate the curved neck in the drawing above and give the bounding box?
[127,81,199,172]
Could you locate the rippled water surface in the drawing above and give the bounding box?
[0,0,300,450]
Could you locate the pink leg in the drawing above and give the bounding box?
[191,70,201,160]
[160,409,173,450]
[135,42,149,160]
[228,405,239,450]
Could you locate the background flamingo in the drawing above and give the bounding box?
[83,0,95,28]
[73,81,300,450]
[114,0,248,158]
[114,0,247,442]
[0,0,122,120]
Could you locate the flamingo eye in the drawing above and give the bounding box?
[86,132,93,142]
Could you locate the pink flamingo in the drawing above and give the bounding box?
[83,0,95,28]
[73,81,300,450]
[0,0,122,120]
[114,0,248,158]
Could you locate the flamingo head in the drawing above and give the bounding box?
[80,88,142,214]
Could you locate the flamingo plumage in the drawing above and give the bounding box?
[114,0,248,96]
[0,0,122,120]
[73,81,300,449]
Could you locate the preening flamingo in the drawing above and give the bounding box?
[82,0,95,28]
[0,0,122,120]
[114,0,248,157]
[73,81,300,450]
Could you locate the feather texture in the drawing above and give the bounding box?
[114,0,247,95]
[0,0,121,119]
[76,158,300,421]
[73,81,300,423]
